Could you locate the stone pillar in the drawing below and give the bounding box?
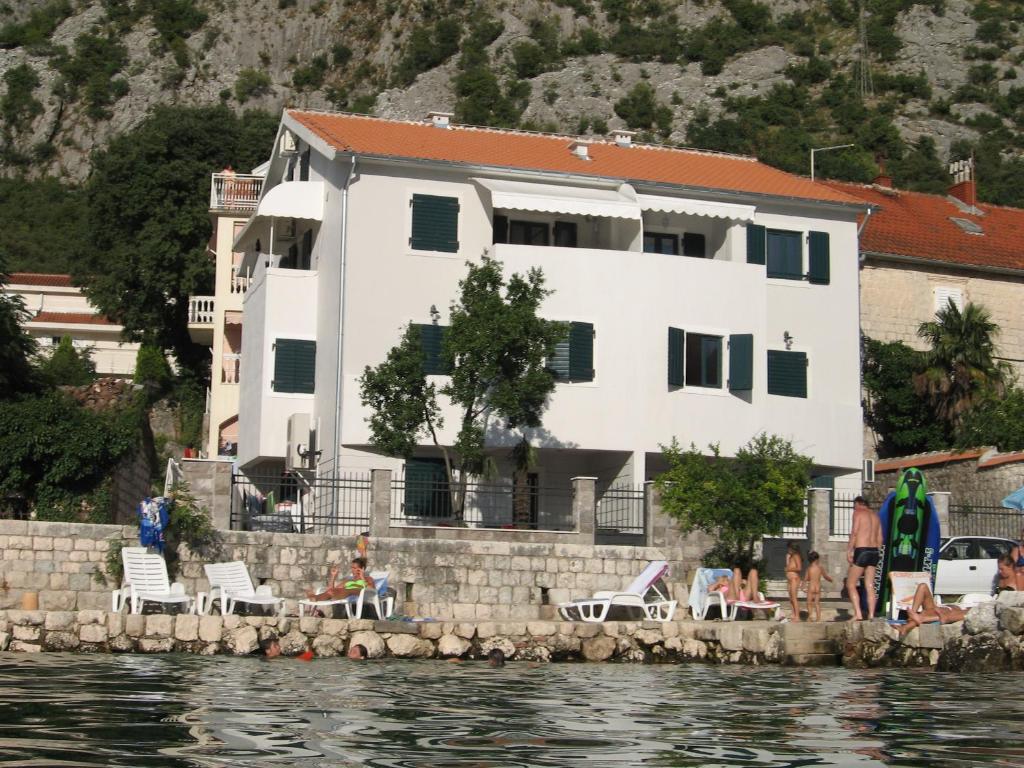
[370,469,392,538]
[644,481,659,548]
[807,488,831,557]
[930,492,951,537]
[572,476,597,545]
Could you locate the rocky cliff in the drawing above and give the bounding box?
[1,0,1020,180]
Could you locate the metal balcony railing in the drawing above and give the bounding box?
[188,296,215,325]
[210,173,263,211]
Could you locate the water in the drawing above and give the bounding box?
[0,654,1022,767]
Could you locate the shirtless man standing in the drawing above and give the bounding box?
[846,496,883,621]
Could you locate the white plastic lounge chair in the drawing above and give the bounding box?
[888,571,934,620]
[297,570,394,619]
[689,567,781,621]
[116,547,195,615]
[200,561,286,616]
[557,560,677,622]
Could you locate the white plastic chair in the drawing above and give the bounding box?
[116,547,195,615]
[298,570,394,619]
[200,561,285,616]
[689,568,781,621]
[558,560,677,622]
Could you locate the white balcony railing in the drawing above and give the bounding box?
[210,173,263,211]
[188,296,215,325]
[230,267,251,294]
[222,353,241,384]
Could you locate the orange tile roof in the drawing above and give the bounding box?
[823,181,1024,272]
[8,272,74,287]
[31,311,117,326]
[288,110,864,206]
[874,449,985,473]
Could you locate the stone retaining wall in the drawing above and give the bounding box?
[0,610,800,664]
[0,519,690,621]
[842,591,1024,671]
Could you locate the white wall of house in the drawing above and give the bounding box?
[236,140,863,485]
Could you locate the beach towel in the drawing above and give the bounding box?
[138,496,170,553]
[688,567,733,618]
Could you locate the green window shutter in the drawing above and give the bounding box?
[568,321,594,382]
[728,333,753,391]
[273,339,316,394]
[403,458,451,518]
[808,231,830,285]
[767,350,807,398]
[746,224,766,265]
[415,323,450,375]
[667,327,685,387]
[410,194,459,252]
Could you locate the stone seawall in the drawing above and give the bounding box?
[0,610,841,665]
[842,591,1024,671]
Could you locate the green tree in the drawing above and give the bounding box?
[861,336,949,457]
[359,257,564,522]
[38,335,95,386]
[1,64,43,135]
[0,266,38,399]
[955,386,1024,451]
[613,82,673,136]
[76,105,278,376]
[914,300,1009,428]
[656,434,812,569]
[0,177,88,273]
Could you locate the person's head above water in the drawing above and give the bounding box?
[347,643,368,660]
[260,638,281,658]
[487,649,505,667]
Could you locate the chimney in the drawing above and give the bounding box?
[948,178,977,208]
[611,129,635,147]
[426,111,453,129]
[872,157,892,188]
[569,141,590,160]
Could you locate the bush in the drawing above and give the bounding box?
[292,55,329,90]
[614,82,673,135]
[0,0,72,49]
[53,32,129,117]
[393,19,461,86]
[134,343,172,392]
[38,336,95,386]
[956,387,1024,451]
[1,63,43,134]
[234,68,272,101]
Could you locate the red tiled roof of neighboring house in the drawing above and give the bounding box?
[8,272,74,287]
[30,311,117,326]
[288,110,864,206]
[978,451,1024,469]
[822,181,1024,272]
[874,449,986,473]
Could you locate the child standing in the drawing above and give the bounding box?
[804,551,833,622]
[785,542,803,622]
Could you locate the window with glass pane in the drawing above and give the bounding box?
[685,333,722,388]
[643,232,679,255]
[767,230,803,279]
[509,220,549,245]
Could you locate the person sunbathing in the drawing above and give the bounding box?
[996,554,1024,592]
[709,567,763,603]
[895,582,970,638]
[306,557,375,601]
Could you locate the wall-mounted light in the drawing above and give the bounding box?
[783,331,794,350]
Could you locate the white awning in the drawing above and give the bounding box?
[474,178,642,220]
[637,194,755,222]
[255,181,325,221]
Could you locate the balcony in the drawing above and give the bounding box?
[222,352,241,384]
[188,296,215,344]
[210,173,263,212]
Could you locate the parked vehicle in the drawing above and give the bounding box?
[933,536,1016,596]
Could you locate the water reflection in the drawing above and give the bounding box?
[0,653,1022,767]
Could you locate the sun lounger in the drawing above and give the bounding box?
[199,561,286,616]
[689,567,781,621]
[297,570,394,619]
[888,571,934,620]
[557,560,677,622]
[115,547,196,615]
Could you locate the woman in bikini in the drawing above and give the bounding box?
[895,582,971,638]
[785,542,804,622]
[306,557,375,601]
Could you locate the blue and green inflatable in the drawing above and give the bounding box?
[873,467,941,613]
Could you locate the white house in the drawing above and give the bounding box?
[231,110,867,529]
[4,273,140,377]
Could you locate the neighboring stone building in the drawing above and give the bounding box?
[3,273,140,377]
[824,175,1024,459]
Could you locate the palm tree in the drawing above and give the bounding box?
[914,300,1009,427]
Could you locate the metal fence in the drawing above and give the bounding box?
[596,485,646,543]
[948,503,1023,539]
[830,492,857,537]
[230,470,372,535]
[390,477,575,531]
